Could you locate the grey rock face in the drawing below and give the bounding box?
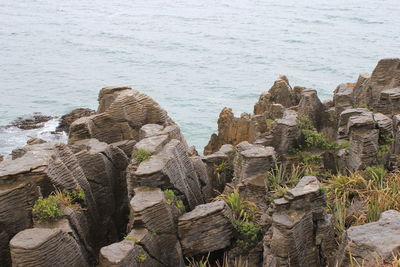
[264,176,335,267]
[10,228,89,267]
[128,139,204,209]
[353,58,400,109]
[233,142,276,183]
[333,83,355,116]
[178,201,234,256]
[128,187,184,266]
[297,88,323,129]
[270,110,301,154]
[336,210,400,266]
[377,87,400,116]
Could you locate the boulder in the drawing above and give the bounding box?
[56,108,96,133]
[254,78,296,113]
[336,210,400,266]
[178,201,234,256]
[10,228,89,267]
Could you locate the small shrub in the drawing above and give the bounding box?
[32,196,63,222]
[164,189,176,205]
[364,165,387,190]
[299,152,322,164]
[302,129,339,150]
[266,163,305,198]
[234,220,262,250]
[175,199,185,211]
[136,254,147,263]
[265,119,275,129]
[297,115,314,131]
[340,140,350,150]
[378,145,391,158]
[151,232,157,236]
[379,134,394,145]
[134,148,152,163]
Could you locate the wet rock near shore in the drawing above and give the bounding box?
[9,112,54,130]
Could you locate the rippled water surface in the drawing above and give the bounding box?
[0,0,399,155]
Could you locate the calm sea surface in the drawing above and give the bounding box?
[0,0,399,155]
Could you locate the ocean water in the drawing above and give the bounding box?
[0,0,399,155]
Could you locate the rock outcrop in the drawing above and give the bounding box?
[264,176,335,266]
[336,210,400,266]
[56,108,96,133]
[178,200,234,256]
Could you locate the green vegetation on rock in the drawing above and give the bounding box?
[134,148,152,163]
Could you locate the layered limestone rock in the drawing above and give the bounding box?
[178,200,234,256]
[264,176,335,267]
[69,86,173,145]
[269,110,301,154]
[56,108,96,133]
[297,88,324,129]
[333,83,355,116]
[346,111,380,171]
[10,228,89,267]
[0,143,55,266]
[336,210,400,266]
[99,228,163,267]
[204,108,257,155]
[233,141,276,183]
[201,144,235,196]
[127,139,204,209]
[353,58,400,109]
[128,187,184,266]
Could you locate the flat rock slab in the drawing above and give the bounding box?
[337,210,400,266]
[178,201,234,256]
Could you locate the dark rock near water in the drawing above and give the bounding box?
[9,112,53,130]
[56,108,96,133]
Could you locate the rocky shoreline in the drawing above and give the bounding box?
[1,58,400,266]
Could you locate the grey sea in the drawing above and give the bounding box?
[0,0,399,155]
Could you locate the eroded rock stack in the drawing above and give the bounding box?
[2,58,400,267]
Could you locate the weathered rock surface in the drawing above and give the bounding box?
[336,210,400,266]
[354,58,400,109]
[178,200,234,256]
[56,108,96,133]
[233,141,276,183]
[8,113,53,130]
[128,187,184,266]
[10,228,89,267]
[204,108,257,155]
[99,228,163,267]
[264,176,335,267]
[127,139,204,209]
[333,83,355,116]
[69,87,173,145]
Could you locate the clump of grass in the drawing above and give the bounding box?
[215,161,228,174]
[266,163,305,198]
[175,199,185,211]
[186,253,211,267]
[325,166,400,233]
[215,189,258,221]
[134,148,152,163]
